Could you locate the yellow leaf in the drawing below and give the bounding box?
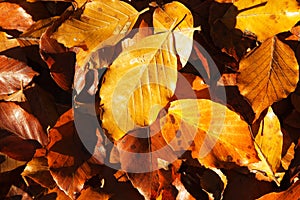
[153,1,195,67]
[237,36,299,121]
[0,32,19,52]
[52,0,144,67]
[227,0,300,41]
[248,107,283,185]
[160,99,259,168]
[100,32,178,141]
[0,153,26,173]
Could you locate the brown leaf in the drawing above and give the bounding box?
[0,55,38,95]
[0,153,26,173]
[0,102,48,146]
[22,156,56,189]
[257,180,300,200]
[237,36,299,121]
[0,32,20,52]
[0,130,39,161]
[46,109,105,198]
[0,2,34,32]
[6,185,32,200]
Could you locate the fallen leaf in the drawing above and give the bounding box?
[0,102,48,146]
[6,185,32,200]
[0,2,34,32]
[0,55,38,95]
[52,0,144,67]
[100,32,178,141]
[46,109,104,198]
[0,130,39,161]
[160,99,259,168]
[77,187,111,200]
[248,107,283,185]
[257,180,300,200]
[237,36,299,121]
[0,153,26,173]
[0,32,20,52]
[22,156,56,189]
[153,1,195,67]
[222,0,300,41]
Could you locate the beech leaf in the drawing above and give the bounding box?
[0,102,48,146]
[237,36,299,121]
[0,55,38,95]
[248,107,283,185]
[160,99,259,168]
[100,32,178,141]
[153,1,196,67]
[52,0,144,67]
[223,0,300,41]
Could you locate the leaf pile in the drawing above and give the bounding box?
[0,0,299,199]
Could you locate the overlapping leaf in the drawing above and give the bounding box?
[248,108,284,185]
[160,99,259,168]
[0,2,34,32]
[222,0,300,41]
[237,36,299,121]
[100,32,178,141]
[0,102,47,146]
[153,1,196,67]
[52,0,143,67]
[0,56,38,95]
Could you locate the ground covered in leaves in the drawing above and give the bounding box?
[0,0,300,199]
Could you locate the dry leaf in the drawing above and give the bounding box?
[100,32,178,141]
[161,99,259,168]
[237,36,299,121]
[46,109,104,198]
[6,185,32,200]
[0,32,20,52]
[223,0,300,41]
[0,102,48,146]
[0,153,26,173]
[0,2,34,32]
[153,1,195,67]
[0,55,38,95]
[52,0,143,67]
[248,107,283,185]
[22,157,56,189]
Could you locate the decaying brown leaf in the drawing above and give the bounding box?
[237,36,299,121]
[0,102,48,146]
[0,2,34,32]
[0,55,38,95]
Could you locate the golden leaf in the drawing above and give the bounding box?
[237,36,299,121]
[248,107,283,185]
[153,1,195,67]
[160,99,259,168]
[0,153,26,173]
[226,0,300,41]
[0,32,19,52]
[100,32,178,141]
[52,0,145,67]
